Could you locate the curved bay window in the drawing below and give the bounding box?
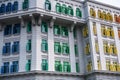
[1,4,6,14]
[6,3,12,13]
[76,8,82,18]
[45,0,51,10]
[56,3,61,13]
[68,6,74,16]
[90,8,96,18]
[61,4,67,14]
[12,1,18,12]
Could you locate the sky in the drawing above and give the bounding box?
[95,0,120,8]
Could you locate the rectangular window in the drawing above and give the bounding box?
[61,26,68,37]
[41,22,48,33]
[55,61,62,72]
[63,62,71,72]
[10,61,18,73]
[54,42,61,54]
[27,21,32,33]
[13,23,20,34]
[41,39,48,52]
[12,41,19,54]
[1,62,9,74]
[26,60,31,71]
[41,59,48,71]
[2,43,11,55]
[26,40,31,52]
[62,43,69,55]
[54,25,60,35]
[4,25,12,36]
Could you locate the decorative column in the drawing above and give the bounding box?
[77,26,85,73]
[19,17,27,72]
[48,17,55,71]
[87,20,98,70]
[69,22,76,72]
[0,24,3,73]
[31,15,42,71]
[113,26,120,63]
[96,22,106,70]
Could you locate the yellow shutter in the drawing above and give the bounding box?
[95,43,99,53]
[110,63,113,71]
[107,28,110,37]
[101,27,104,36]
[97,60,101,70]
[98,10,101,18]
[106,61,110,70]
[87,62,92,72]
[82,28,86,37]
[110,15,113,22]
[103,43,106,53]
[93,10,96,18]
[93,25,97,35]
[111,29,114,38]
[86,27,88,37]
[101,12,104,19]
[109,45,113,54]
[106,13,109,21]
[88,43,90,54]
[106,44,109,54]
[114,46,117,55]
[117,64,120,72]
[103,11,106,20]
[113,62,117,71]
[90,8,93,17]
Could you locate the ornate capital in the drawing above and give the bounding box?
[70,21,76,32]
[49,17,56,28]
[19,16,25,28]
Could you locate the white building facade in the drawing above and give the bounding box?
[0,0,120,80]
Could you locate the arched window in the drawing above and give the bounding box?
[61,4,67,14]
[109,14,113,22]
[6,2,12,13]
[45,0,51,10]
[56,3,61,13]
[103,11,106,20]
[12,1,18,12]
[76,8,82,18]
[97,10,101,19]
[68,6,74,16]
[1,4,5,14]
[90,8,96,18]
[106,13,111,21]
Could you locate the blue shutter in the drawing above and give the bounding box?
[10,65,13,73]
[2,46,6,54]
[12,44,14,53]
[1,66,4,74]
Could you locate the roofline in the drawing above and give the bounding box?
[84,0,120,11]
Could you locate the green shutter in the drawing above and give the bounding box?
[68,65,71,72]
[76,63,79,72]
[76,8,82,18]
[54,25,60,35]
[26,40,31,52]
[22,0,29,10]
[41,39,48,52]
[41,22,48,33]
[54,42,61,54]
[26,60,31,71]
[61,27,68,37]
[75,45,78,55]
[56,3,61,13]
[45,0,51,10]
[61,4,67,14]
[27,21,32,33]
